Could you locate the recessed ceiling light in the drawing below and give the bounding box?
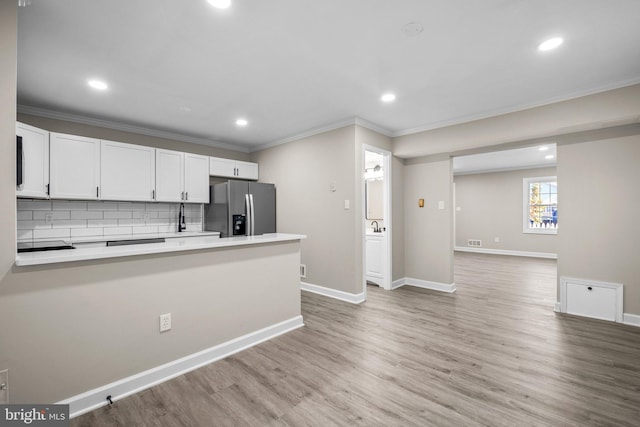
[207,0,231,9]
[236,118,248,126]
[87,79,108,90]
[545,155,555,160]
[538,37,563,52]
[538,146,549,151]
[381,93,396,103]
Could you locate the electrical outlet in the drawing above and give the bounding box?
[0,369,8,404]
[159,313,171,332]
[300,264,307,278]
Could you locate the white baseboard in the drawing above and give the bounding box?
[392,277,456,293]
[455,246,557,259]
[623,313,640,327]
[58,315,304,419]
[555,301,639,328]
[391,278,406,290]
[300,282,366,304]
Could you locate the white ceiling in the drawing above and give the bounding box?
[16,0,640,153]
[453,144,557,175]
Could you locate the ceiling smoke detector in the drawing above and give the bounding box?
[401,22,424,37]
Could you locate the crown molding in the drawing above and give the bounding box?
[353,117,393,137]
[250,117,392,153]
[392,77,640,138]
[17,105,250,153]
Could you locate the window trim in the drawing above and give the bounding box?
[523,176,557,235]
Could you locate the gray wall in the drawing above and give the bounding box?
[454,167,557,254]
[392,84,640,158]
[17,113,250,161]
[251,126,359,294]
[403,156,454,285]
[557,130,640,315]
[251,124,402,293]
[0,0,18,399]
[391,156,405,281]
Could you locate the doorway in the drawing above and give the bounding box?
[362,145,392,293]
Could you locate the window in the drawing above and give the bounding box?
[523,176,557,234]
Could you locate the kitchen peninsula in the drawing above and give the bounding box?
[9,233,306,417]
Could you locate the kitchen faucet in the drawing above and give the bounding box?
[371,221,380,233]
[178,203,186,232]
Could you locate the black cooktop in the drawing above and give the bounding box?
[17,240,75,253]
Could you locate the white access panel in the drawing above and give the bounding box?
[560,277,623,322]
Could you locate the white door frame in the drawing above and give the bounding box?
[362,144,392,293]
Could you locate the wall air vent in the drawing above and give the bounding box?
[467,240,482,247]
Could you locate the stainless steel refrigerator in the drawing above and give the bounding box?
[204,180,276,237]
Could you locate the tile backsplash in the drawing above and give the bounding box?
[17,199,203,242]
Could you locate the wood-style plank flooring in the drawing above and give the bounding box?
[73,253,640,426]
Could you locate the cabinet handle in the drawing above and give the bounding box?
[152,189,155,200]
[185,192,188,201]
[181,191,184,200]
[46,184,50,196]
[587,286,593,291]
[96,186,99,198]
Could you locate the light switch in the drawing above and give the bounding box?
[344,200,350,210]
[438,201,445,210]
[330,182,337,192]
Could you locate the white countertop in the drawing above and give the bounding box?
[62,231,221,244]
[15,233,306,267]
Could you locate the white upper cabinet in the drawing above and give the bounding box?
[49,132,101,200]
[209,157,236,178]
[101,140,156,202]
[16,122,49,199]
[209,156,258,180]
[184,153,209,203]
[155,149,184,202]
[235,160,259,180]
[21,125,214,204]
[156,150,208,203]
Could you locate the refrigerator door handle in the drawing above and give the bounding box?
[245,193,251,236]
[249,194,255,236]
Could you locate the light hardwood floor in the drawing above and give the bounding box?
[73,253,640,426]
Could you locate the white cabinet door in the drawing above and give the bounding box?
[235,160,259,180]
[100,140,155,201]
[209,157,259,180]
[155,149,184,202]
[365,235,384,279]
[49,133,101,200]
[184,153,209,203]
[209,157,236,178]
[16,122,49,199]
